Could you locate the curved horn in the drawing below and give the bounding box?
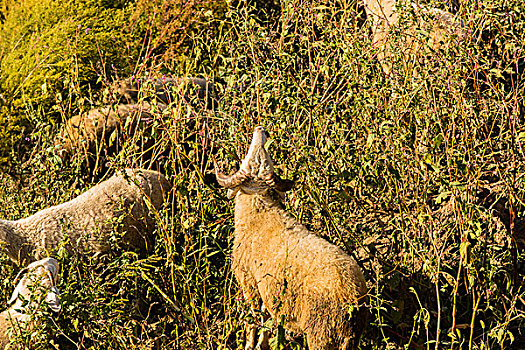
[214,159,249,188]
[11,267,28,288]
[7,267,29,305]
[45,268,57,289]
[264,173,294,192]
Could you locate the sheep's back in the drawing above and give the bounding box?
[370,1,465,75]
[16,169,170,258]
[58,104,149,157]
[275,230,368,344]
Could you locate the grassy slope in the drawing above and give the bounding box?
[0,0,525,348]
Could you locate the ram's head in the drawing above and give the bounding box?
[8,258,61,314]
[215,126,293,198]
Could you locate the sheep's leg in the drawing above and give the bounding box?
[255,305,270,350]
[341,337,351,350]
[245,295,262,350]
[245,321,257,350]
[256,332,270,350]
[307,335,352,350]
[240,283,267,350]
[341,336,359,350]
[306,332,335,350]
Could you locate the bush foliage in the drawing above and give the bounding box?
[0,0,140,166]
[0,0,524,348]
[0,0,227,169]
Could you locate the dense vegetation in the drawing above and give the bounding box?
[0,0,524,348]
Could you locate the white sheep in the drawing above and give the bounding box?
[0,258,61,348]
[215,126,369,349]
[0,169,171,264]
[365,0,466,74]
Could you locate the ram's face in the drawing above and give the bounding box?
[9,258,61,313]
[215,126,293,197]
[241,126,273,179]
[252,125,269,147]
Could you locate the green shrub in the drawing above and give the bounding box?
[0,0,145,169]
[0,0,229,171]
[131,0,228,71]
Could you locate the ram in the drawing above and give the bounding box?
[0,258,61,348]
[215,126,368,349]
[0,169,171,263]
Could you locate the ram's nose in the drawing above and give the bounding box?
[254,126,269,139]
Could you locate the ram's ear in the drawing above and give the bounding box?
[273,177,294,193]
[7,267,28,305]
[45,286,61,313]
[44,266,61,312]
[263,173,294,192]
[45,263,59,286]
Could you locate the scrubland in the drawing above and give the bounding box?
[0,0,524,348]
